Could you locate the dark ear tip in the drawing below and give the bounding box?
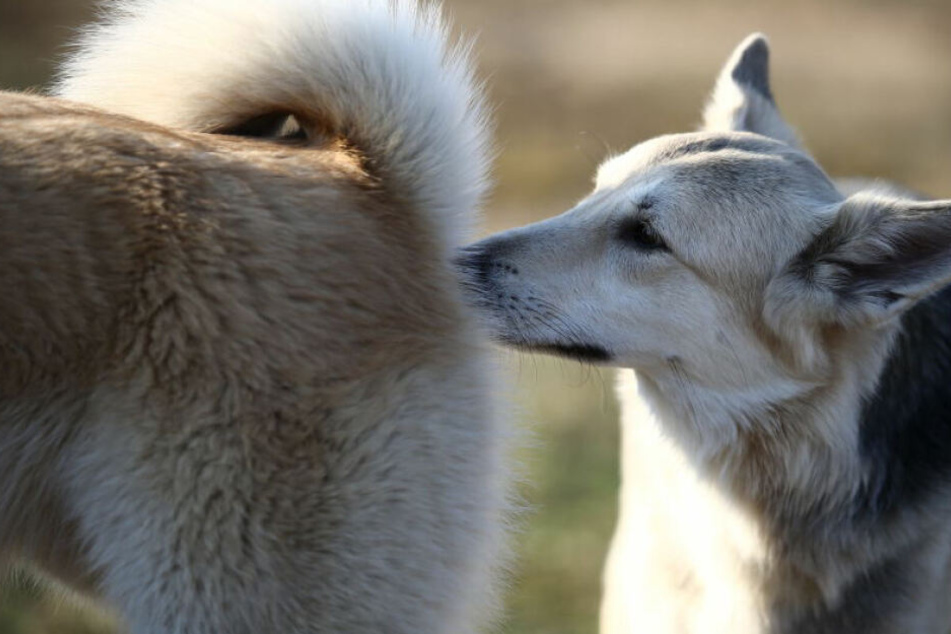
[739,33,770,55]
[729,33,773,102]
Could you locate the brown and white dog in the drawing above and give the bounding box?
[0,1,511,632]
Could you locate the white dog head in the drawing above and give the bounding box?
[458,35,951,444]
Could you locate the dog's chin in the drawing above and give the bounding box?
[500,336,613,364]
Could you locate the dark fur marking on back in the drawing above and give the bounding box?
[856,284,951,517]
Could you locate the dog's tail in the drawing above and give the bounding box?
[55,0,490,247]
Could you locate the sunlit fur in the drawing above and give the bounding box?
[1,1,512,632]
[459,33,951,633]
[56,0,491,251]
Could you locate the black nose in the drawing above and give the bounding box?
[454,233,526,283]
[453,244,494,285]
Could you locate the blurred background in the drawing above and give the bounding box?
[1,0,950,632]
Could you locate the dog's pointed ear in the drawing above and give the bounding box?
[766,195,951,331]
[702,33,800,147]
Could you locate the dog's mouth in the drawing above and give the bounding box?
[453,245,614,363]
[508,339,613,363]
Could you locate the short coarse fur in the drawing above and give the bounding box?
[1,1,512,632]
[457,33,951,633]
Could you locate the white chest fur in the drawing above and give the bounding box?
[600,371,771,634]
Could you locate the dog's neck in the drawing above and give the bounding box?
[622,288,951,611]
[630,322,903,553]
[633,343,880,506]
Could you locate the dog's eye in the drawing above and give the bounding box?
[616,218,668,252]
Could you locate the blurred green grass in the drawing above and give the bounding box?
[0,575,118,634]
[2,0,951,632]
[504,360,619,634]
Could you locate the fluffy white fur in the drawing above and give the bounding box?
[56,0,490,249]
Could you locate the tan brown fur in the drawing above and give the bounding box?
[1,89,507,633]
[2,92,463,391]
